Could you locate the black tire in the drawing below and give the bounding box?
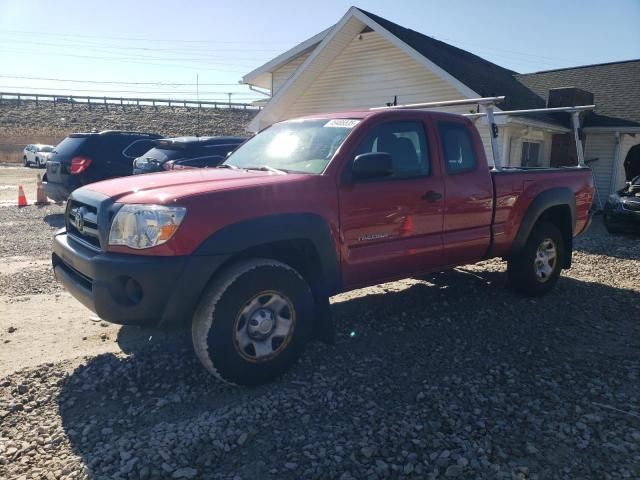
[23,156,29,167]
[507,222,565,296]
[603,215,622,235]
[192,259,314,385]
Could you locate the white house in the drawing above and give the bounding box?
[242,7,640,206]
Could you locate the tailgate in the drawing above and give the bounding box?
[46,159,64,182]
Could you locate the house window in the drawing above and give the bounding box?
[521,142,541,167]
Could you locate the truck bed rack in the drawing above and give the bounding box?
[371,96,595,172]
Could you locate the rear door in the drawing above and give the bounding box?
[432,117,493,265]
[338,119,444,288]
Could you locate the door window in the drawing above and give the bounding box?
[438,122,477,174]
[354,121,429,178]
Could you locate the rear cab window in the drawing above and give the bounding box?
[438,122,477,174]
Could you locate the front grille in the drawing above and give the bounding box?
[622,200,640,212]
[67,199,101,250]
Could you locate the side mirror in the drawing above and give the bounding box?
[352,152,393,180]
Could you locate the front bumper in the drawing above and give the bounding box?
[52,231,227,325]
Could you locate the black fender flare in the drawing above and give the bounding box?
[510,187,576,266]
[193,213,342,295]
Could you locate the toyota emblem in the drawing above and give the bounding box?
[75,206,87,233]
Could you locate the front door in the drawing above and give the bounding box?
[338,119,444,288]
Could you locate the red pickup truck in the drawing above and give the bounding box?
[52,105,594,384]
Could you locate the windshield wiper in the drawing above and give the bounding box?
[245,165,288,175]
[217,163,239,170]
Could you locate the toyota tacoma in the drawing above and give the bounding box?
[52,99,595,385]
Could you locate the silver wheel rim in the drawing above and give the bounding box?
[234,291,295,362]
[534,238,557,283]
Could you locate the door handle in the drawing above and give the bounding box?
[421,191,442,202]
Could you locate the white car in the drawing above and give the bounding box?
[23,144,55,168]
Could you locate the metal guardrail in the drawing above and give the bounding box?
[0,91,262,110]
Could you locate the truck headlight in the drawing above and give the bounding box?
[108,205,186,249]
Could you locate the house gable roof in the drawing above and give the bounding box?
[244,7,637,130]
[241,27,331,89]
[355,8,546,112]
[247,6,501,130]
[515,60,640,128]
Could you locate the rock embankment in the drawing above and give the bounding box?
[0,100,257,162]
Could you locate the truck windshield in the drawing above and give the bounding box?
[224,118,359,174]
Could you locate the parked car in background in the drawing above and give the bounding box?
[23,144,55,168]
[43,130,162,202]
[132,136,247,174]
[604,175,640,234]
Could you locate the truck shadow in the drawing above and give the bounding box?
[56,269,640,478]
[43,213,65,228]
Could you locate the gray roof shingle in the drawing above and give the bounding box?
[357,8,639,128]
[515,61,640,127]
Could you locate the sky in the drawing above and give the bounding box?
[0,0,638,104]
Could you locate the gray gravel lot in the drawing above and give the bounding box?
[0,204,639,480]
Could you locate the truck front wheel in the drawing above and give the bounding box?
[507,222,565,296]
[192,259,314,385]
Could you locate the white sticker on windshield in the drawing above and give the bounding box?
[324,119,360,128]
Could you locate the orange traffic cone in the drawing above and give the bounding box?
[18,185,28,207]
[35,174,48,205]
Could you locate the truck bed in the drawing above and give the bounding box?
[490,166,594,257]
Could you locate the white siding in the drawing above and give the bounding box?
[283,31,462,118]
[274,31,512,162]
[272,50,312,94]
[266,30,572,168]
[585,134,617,203]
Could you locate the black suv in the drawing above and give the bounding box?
[132,136,247,174]
[44,130,162,202]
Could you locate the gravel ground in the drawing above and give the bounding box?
[1,204,639,479]
[0,203,65,258]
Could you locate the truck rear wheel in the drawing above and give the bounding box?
[507,222,564,296]
[192,259,314,385]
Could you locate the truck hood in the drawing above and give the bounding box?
[83,168,308,204]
